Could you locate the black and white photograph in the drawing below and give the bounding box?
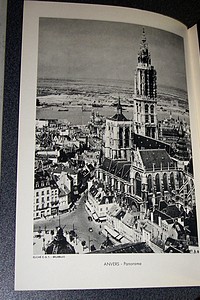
[32,17,199,256]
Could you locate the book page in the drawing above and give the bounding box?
[15,1,200,290]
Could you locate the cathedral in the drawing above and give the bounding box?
[94,28,195,217]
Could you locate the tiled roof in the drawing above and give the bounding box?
[163,205,181,218]
[100,158,131,182]
[133,133,173,156]
[109,113,129,121]
[139,149,175,170]
[159,200,168,211]
[153,209,172,224]
[34,170,58,190]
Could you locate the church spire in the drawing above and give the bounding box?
[117,97,122,115]
[175,122,189,161]
[141,27,147,43]
[138,27,151,66]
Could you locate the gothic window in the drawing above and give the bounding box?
[163,173,168,191]
[147,194,153,209]
[145,114,149,123]
[135,172,141,197]
[178,171,183,188]
[170,172,175,190]
[147,174,153,193]
[155,173,160,192]
[145,104,149,113]
[151,115,154,123]
[150,105,154,114]
[125,127,129,148]
[119,127,123,148]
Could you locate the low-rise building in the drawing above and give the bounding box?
[86,180,115,221]
[34,170,59,219]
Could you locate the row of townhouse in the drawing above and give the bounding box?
[34,170,60,219]
[105,202,198,253]
[34,161,95,220]
[33,168,74,219]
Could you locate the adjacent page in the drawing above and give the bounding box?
[0,0,7,171]
[15,1,200,290]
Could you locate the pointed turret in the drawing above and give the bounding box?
[137,28,151,66]
[117,97,123,115]
[175,122,189,162]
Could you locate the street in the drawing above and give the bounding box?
[33,192,106,251]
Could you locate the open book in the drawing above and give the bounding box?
[15,1,200,290]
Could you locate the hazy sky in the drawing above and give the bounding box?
[38,18,187,91]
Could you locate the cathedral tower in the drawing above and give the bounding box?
[104,98,132,160]
[133,28,158,139]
